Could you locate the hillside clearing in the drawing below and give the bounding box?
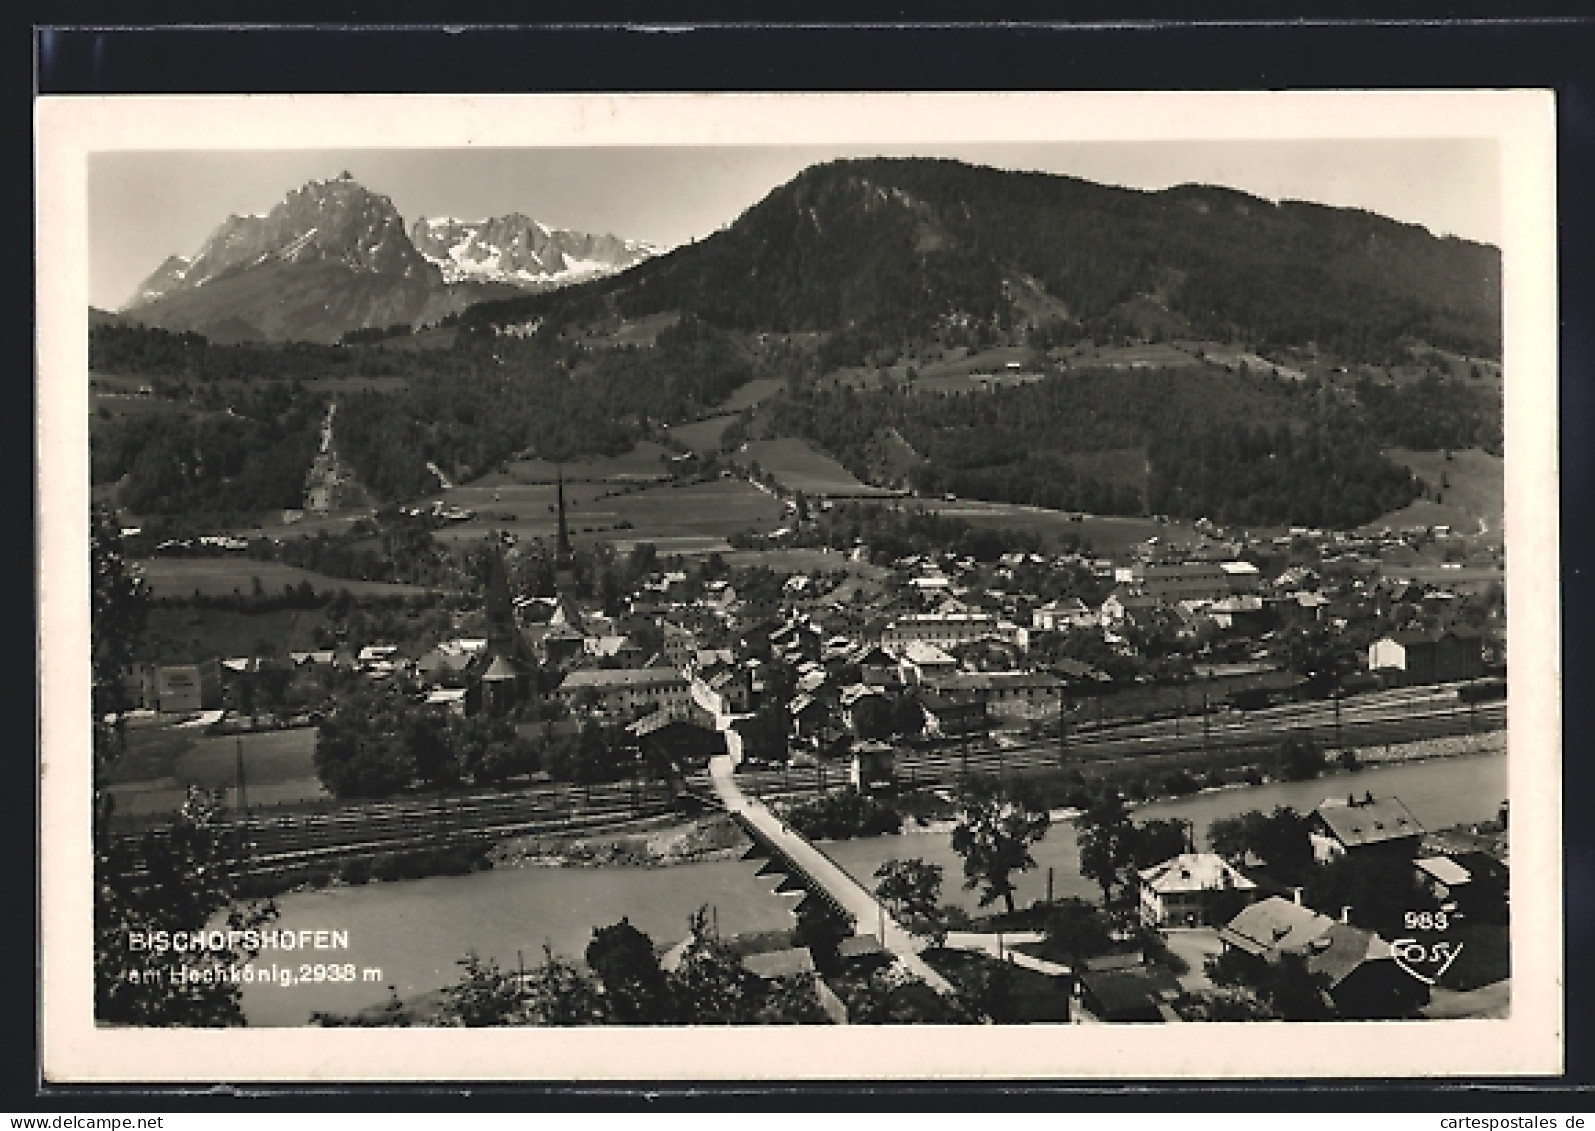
[135,558,439,599]
[1370,447,1503,542]
[740,438,899,497]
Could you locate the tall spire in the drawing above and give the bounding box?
[556,464,572,560]
[485,544,516,653]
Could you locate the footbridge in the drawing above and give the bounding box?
[705,755,956,996]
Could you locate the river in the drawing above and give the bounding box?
[240,749,1504,1025]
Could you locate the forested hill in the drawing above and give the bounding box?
[460,158,1501,366]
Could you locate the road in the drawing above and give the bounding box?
[706,753,958,996]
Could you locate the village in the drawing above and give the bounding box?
[107,476,1509,1024]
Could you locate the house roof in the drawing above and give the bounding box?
[482,655,521,681]
[742,946,816,980]
[837,934,886,960]
[1305,923,1392,989]
[559,668,687,690]
[1415,855,1473,887]
[1218,896,1334,957]
[1077,967,1184,1017]
[894,641,957,666]
[1313,795,1425,848]
[1139,853,1257,896]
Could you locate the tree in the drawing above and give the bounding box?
[1077,789,1135,905]
[95,788,279,1026]
[1303,853,1437,936]
[92,516,280,1026]
[1276,736,1326,781]
[874,858,948,946]
[1126,818,1191,870]
[520,947,608,1026]
[754,974,832,1025]
[793,896,854,975]
[950,776,1051,916]
[1041,897,1113,969]
[91,507,147,823]
[668,906,761,1024]
[890,692,926,738]
[1207,806,1313,884]
[442,952,531,1026]
[585,917,673,1024]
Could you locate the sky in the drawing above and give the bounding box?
[88,140,1500,312]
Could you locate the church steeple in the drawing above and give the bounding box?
[555,464,573,561]
[484,544,516,654]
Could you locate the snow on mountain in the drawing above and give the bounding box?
[123,173,438,311]
[409,213,657,288]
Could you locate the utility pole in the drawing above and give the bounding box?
[1202,677,1210,752]
[1058,702,1069,769]
[235,737,247,813]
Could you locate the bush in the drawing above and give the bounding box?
[1276,737,1326,781]
[782,791,902,840]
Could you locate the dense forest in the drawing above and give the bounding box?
[90,317,759,512]
[337,315,755,499]
[460,158,1501,367]
[765,365,1496,527]
[91,381,325,516]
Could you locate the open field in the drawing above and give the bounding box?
[740,438,899,497]
[1371,447,1504,543]
[225,509,371,539]
[668,414,738,454]
[431,477,784,548]
[720,377,785,412]
[299,374,410,393]
[502,441,676,483]
[139,606,333,662]
[907,499,1199,554]
[722,547,890,581]
[134,557,439,599]
[573,311,681,348]
[105,725,328,815]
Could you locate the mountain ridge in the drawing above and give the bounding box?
[119,173,657,344]
[460,157,1501,367]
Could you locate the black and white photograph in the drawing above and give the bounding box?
[37,92,1561,1080]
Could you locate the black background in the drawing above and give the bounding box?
[26,13,1595,1110]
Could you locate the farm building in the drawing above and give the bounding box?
[1367,628,1483,686]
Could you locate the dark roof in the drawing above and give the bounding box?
[1305,923,1388,989]
[1218,896,1333,957]
[1077,967,1182,1019]
[482,655,520,681]
[742,946,816,980]
[920,689,984,711]
[838,934,887,960]
[1313,795,1425,848]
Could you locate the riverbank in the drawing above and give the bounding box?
[489,813,750,869]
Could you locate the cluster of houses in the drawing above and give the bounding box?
[122,509,1500,778]
[1099,791,1509,1022]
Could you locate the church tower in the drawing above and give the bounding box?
[556,465,573,562]
[484,544,517,656]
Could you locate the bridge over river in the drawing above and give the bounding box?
[705,754,957,997]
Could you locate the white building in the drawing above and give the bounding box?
[1138,853,1257,928]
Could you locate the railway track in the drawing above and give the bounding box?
[112,699,1502,873]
